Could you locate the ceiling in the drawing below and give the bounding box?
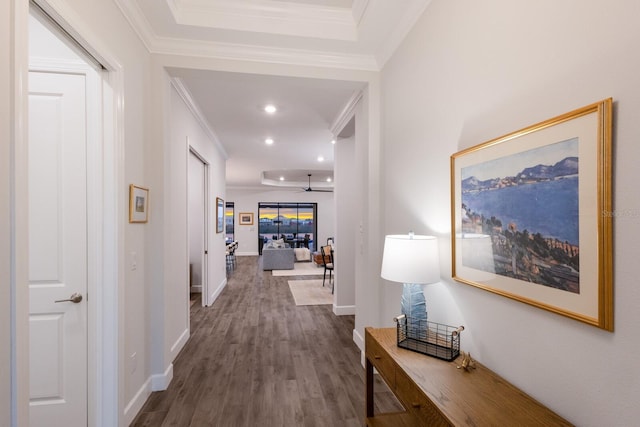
[116,0,432,189]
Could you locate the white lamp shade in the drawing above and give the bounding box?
[381,234,440,284]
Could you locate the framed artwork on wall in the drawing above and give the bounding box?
[216,197,224,233]
[129,184,149,223]
[239,212,254,225]
[451,98,613,330]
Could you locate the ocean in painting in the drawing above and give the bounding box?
[463,177,579,245]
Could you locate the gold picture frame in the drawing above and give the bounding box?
[129,184,149,223]
[239,212,254,225]
[450,98,613,330]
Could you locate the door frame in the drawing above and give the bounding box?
[12,1,126,425]
[188,145,210,308]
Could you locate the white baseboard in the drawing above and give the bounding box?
[353,328,364,352]
[124,362,173,426]
[333,304,355,316]
[170,328,190,361]
[124,377,152,426]
[151,363,174,391]
[190,284,202,293]
[206,277,227,306]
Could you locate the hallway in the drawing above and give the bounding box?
[131,256,400,426]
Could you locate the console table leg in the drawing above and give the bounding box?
[366,358,374,420]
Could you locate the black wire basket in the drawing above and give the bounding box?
[394,314,464,361]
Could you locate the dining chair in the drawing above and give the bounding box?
[321,245,334,294]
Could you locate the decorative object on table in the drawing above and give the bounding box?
[216,197,224,233]
[129,184,149,223]
[451,98,613,331]
[456,351,476,371]
[394,314,464,361]
[239,212,253,225]
[381,233,440,332]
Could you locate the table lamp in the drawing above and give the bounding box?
[381,233,440,331]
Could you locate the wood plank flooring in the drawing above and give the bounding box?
[131,256,401,427]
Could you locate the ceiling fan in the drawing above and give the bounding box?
[303,174,333,192]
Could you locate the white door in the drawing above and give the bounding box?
[28,70,88,427]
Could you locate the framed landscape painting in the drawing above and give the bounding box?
[239,212,253,225]
[450,98,613,330]
[216,197,224,233]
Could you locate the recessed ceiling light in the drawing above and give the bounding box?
[326,177,332,182]
[331,139,336,144]
[317,156,324,162]
[265,138,274,145]
[264,104,277,114]
[279,176,285,181]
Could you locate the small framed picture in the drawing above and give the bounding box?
[216,197,224,233]
[239,212,254,225]
[129,184,149,223]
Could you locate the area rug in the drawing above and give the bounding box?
[288,279,333,306]
[272,261,324,276]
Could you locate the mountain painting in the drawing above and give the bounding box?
[461,137,580,293]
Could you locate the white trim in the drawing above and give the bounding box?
[375,0,434,68]
[353,327,364,353]
[174,79,228,159]
[351,0,369,24]
[28,57,88,73]
[111,0,155,53]
[206,277,227,307]
[155,38,379,71]
[151,363,174,392]
[167,0,356,41]
[187,143,211,310]
[170,328,190,361]
[112,0,379,71]
[333,304,356,316]
[12,0,31,424]
[330,90,363,137]
[123,378,152,427]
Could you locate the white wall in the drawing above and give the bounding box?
[226,188,334,255]
[381,0,640,425]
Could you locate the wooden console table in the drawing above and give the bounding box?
[365,327,573,426]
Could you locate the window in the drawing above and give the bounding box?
[258,203,317,251]
[225,202,234,243]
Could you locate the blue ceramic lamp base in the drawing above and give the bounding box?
[401,283,427,339]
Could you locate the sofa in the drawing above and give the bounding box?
[262,247,295,270]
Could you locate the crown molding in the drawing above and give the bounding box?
[152,37,380,71]
[168,0,357,41]
[113,0,156,53]
[351,0,369,25]
[170,77,229,159]
[114,0,378,71]
[376,0,434,68]
[330,90,363,137]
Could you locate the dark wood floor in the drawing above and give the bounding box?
[131,256,401,427]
